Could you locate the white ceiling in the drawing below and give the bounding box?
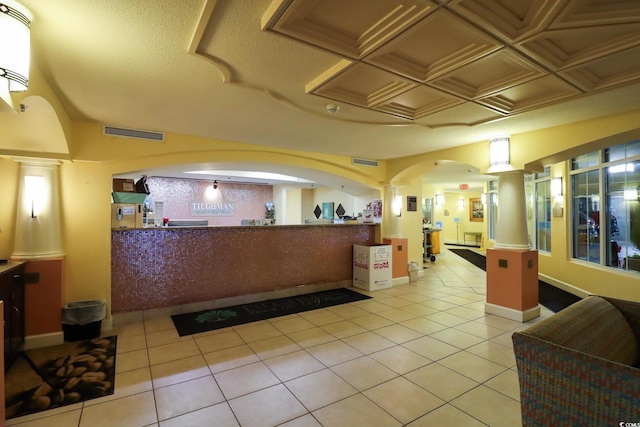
[11,0,640,192]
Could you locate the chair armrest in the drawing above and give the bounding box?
[604,297,640,342]
[513,332,640,426]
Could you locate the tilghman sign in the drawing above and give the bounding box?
[190,202,235,216]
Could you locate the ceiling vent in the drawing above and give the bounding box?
[103,125,165,142]
[352,157,379,167]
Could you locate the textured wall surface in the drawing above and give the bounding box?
[111,224,376,312]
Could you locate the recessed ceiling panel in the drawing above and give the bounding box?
[477,75,582,114]
[449,0,565,42]
[373,85,466,120]
[549,0,640,29]
[519,23,640,70]
[308,62,418,108]
[365,8,503,82]
[560,45,640,91]
[428,48,547,99]
[262,0,437,59]
[417,102,504,127]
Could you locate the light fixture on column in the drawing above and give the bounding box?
[435,193,443,206]
[458,199,464,209]
[392,194,403,217]
[24,175,45,218]
[481,193,487,204]
[551,177,563,197]
[489,136,510,166]
[0,1,31,92]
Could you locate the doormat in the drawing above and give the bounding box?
[448,249,582,312]
[5,336,117,420]
[171,288,372,336]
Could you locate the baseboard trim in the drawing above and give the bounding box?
[392,275,409,286]
[485,302,540,323]
[538,273,589,298]
[24,332,64,350]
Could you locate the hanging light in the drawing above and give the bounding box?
[0,1,32,92]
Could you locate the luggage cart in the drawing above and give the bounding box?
[423,228,441,262]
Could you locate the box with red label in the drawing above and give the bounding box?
[353,244,392,291]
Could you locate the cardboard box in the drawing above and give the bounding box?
[353,244,392,291]
[113,178,136,193]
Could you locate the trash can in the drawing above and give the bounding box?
[408,262,419,282]
[62,299,106,341]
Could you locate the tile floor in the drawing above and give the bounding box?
[7,247,552,427]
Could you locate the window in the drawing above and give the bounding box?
[570,140,640,272]
[525,168,551,252]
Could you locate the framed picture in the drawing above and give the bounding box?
[470,198,483,222]
[322,202,334,219]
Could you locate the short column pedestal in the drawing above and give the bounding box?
[485,248,540,322]
[383,237,408,286]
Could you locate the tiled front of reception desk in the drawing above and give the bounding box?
[111,224,378,313]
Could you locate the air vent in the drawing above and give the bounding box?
[352,157,379,167]
[103,125,165,142]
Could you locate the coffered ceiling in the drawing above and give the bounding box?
[7,0,640,191]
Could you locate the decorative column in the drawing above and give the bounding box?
[485,171,540,322]
[12,159,65,347]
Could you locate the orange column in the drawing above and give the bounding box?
[383,237,408,285]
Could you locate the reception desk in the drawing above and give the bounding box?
[111,224,378,313]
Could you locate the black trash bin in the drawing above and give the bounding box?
[62,299,106,341]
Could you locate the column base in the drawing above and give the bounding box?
[485,302,540,323]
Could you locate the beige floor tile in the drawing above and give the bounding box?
[421,299,457,311]
[350,313,395,330]
[110,321,145,338]
[375,308,419,323]
[263,349,325,381]
[270,316,316,334]
[150,354,210,388]
[429,328,486,349]
[400,303,439,316]
[305,340,363,366]
[154,375,225,421]
[287,327,336,348]
[376,296,414,308]
[454,320,505,339]
[312,393,402,427]
[300,309,345,326]
[148,339,200,366]
[146,328,193,348]
[279,414,323,427]
[484,369,521,401]
[79,391,157,427]
[6,405,82,426]
[451,385,522,427]
[286,369,357,411]
[353,300,396,314]
[400,317,448,335]
[406,403,486,427]
[214,361,280,399]
[404,363,479,401]
[203,344,261,373]
[144,316,176,333]
[439,351,508,383]
[194,329,244,353]
[321,320,368,339]
[116,333,147,353]
[331,356,398,391]
[424,311,468,326]
[369,346,430,374]
[341,331,396,354]
[490,331,516,349]
[373,324,424,344]
[466,340,517,368]
[325,304,370,319]
[228,384,308,427]
[233,322,283,343]
[474,314,524,331]
[364,377,444,424]
[115,348,150,373]
[159,402,239,427]
[85,366,152,406]
[248,334,301,360]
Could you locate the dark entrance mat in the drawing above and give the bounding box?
[171,288,372,336]
[448,248,582,312]
[5,336,117,420]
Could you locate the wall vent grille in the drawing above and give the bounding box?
[352,157,379,167]
[103,125,165,142]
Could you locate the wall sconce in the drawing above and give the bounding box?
[458,199,464,209]
[489,136,510,166]
[24,175,45,218]
[0,1,32,92]
[392,194,403,217]
[435,193,443,206]
[481,193,487,204]
[624,188,638,201]
[551,177,563,197]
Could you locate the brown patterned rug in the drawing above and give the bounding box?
[4,336,117,420]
